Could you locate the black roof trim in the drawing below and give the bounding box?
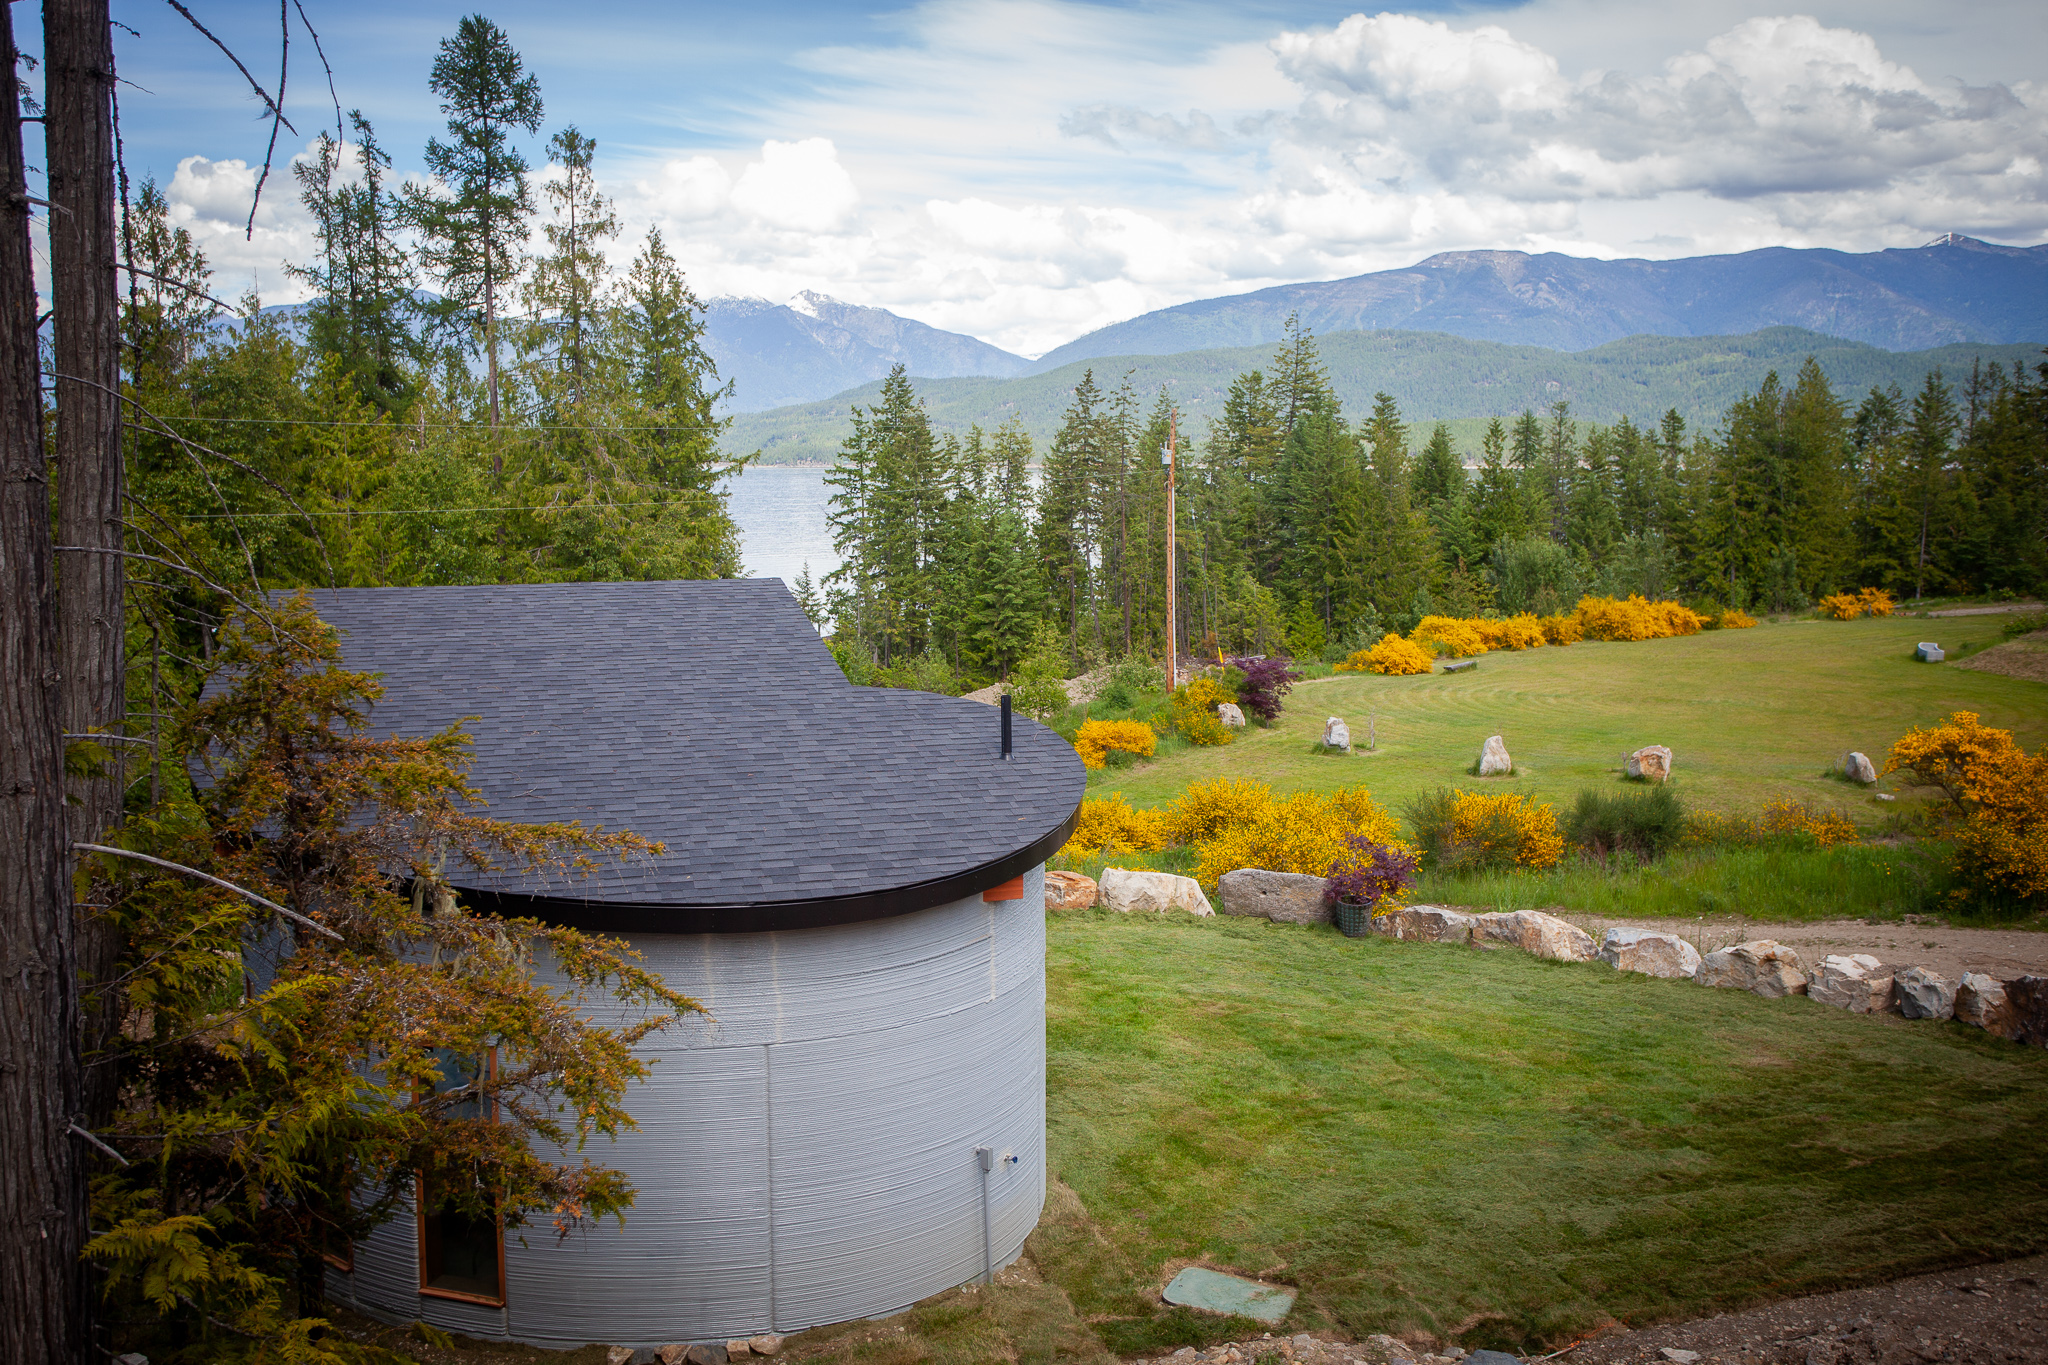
[459,799,1080,935]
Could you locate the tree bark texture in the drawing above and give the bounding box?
[2,5,89,1359]
[45,0,126,1120]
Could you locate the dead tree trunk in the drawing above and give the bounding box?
[1,4,88,1359]
[45,0,126,1117]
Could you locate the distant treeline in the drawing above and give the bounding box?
[818,319,2048,683]
[724,326,2048,466]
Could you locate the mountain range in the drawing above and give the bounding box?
[705,235,2045,413]
[723,326,2048,465]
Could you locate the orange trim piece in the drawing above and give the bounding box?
[983,874,1025,902]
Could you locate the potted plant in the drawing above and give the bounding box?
[1323,835,1419,938]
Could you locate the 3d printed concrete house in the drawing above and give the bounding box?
[309,579,1083,1349]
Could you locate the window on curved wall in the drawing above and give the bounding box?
[416,1047,506,1306]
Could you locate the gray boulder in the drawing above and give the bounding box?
[747,1339,785,1358]
[1372,905,1477,943]
[1472,909,1597,962]
[1321,717,1351,752]
[1894,966,1957,1020]
[1842,751,1878,784]
[1916,642,1944,662]
[1956,973,2020,1038]
[2009,975,2048,1047]
[1807,954,1893,1012]
[1626,745,1673,782]
[1217,701,1247,728]
[1599,927,1702,978]
[1218,867,1330,925]
[1100,867,1213,916]
[1697,940,1807,998]
[1477,734,1512,776]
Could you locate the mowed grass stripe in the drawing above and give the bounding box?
[1045,912,2048,1352]
[1087,615,2045,820]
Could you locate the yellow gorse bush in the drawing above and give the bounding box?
[1819,586,1896,620]
[1574,594,1707,641]
[1537,612,1582,645]
[1412,615,1489,658]
[1164,777,1274,844]
[1886,711,2048,904]
[1490,614,1549,650]
[1170,676,1235,747]
[1336,632,1434,675]
[1072,718,1157,770]
[1759,798,1859,848]
[1191,785,1407,886]
[1718,608,1758,629]
[1059,794,1173,858]
[1439,789,1565,869]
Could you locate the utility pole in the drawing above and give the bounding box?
[1164,409,1178,692]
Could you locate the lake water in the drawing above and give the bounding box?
[724,464,839,591]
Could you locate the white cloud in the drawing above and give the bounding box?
[162,152,320,303]
[729,139,860,232]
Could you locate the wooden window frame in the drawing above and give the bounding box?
[415,1048,507,1308]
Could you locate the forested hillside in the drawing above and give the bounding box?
[818,320,2048,686]
[727,327,2047,465]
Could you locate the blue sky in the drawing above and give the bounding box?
[32,0,2048,355]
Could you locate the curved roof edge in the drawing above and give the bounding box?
[456,800,1080,935]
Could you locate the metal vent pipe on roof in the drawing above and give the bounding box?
[1000,694,1012,760]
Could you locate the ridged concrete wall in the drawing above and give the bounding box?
[330,868,1048,1349]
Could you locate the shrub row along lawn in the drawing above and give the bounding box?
[1083,614,2045,826]
[1042,911,2048,1356]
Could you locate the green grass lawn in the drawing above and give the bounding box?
[1040,911,2048,1356]
[1083,615,2045,825]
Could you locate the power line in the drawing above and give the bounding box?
[120,413,739,434]
[179,499,720,519]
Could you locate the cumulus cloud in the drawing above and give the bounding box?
[162,152,320,303]
[730,139,861,232]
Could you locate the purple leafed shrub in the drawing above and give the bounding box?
[1227,654,1302,722]
[1324,835,1419,909]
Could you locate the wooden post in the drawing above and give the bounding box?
[1165,410,1177,692]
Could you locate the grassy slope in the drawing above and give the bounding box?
[1043,911,2048,1354]
[1083,614,2046,823]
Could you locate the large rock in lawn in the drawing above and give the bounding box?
[1372,905,1476,943]
[1956,973,2020,1038]
[1599,926,1702,978]
[1473,909,1597,962]
[1806,954,1893,1012]
[1322,717,1352,752]
[1894,966,1958,1020]
[2008,976,2048,1047]
[1626,745,1673,782]
[1099,867,1213,916]
[1218,868,1329,925]
[1043,870,1099,911]
[1217,701,1247,728]
[1477,734,1512,776]
[1697,940,1807,998]
[1842,751,1878,784]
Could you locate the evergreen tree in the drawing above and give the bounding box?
[1470,417,1524,552]
[1905,370,1960,600]
[404,14,544,434]
[523,125,618,406]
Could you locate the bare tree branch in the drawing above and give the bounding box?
[245,0,289,238]
[159,1,295,136]
[74,843,344,941]
[292,0,340,144]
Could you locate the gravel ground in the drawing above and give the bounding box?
[1541,913,2048,984]
[1567,1254,2048,1365]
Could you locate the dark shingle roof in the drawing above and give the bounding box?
[306,580,1084,933]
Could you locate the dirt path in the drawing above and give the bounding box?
[1566,1253,2048,1365]
[1532,912,2048,982]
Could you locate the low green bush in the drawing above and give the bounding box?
[1565,785,1685,859]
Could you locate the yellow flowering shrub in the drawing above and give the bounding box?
[1409,788,1564,871]
[1165,776,1274,844]
[1494,614,1549,650]
[1759,799,1859,848]
[1192,785,1406,886]
[1886,711,2048,903]
[1574,595,1706,641]
[1059,795,1173,858]
[1335,632,1434,675]
[1412,615,1490,658]
[1818,592,1864,619]
[1537,613,1582,645]
[1072,718,1157,770]
[1169,676,1235,746]
[1718,608,1758,629]
[1857,587,1894,617]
